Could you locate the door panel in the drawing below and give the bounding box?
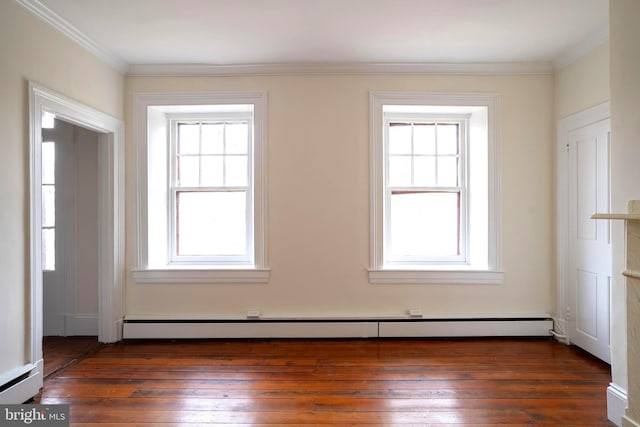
[568,119,611,363]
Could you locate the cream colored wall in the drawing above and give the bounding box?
[611,0,640,409]
[0,1,123,375]
[555,42,610,120]
[125,74,554,318]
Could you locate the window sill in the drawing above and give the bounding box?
[368,268,504,284]
[132,267,270,284]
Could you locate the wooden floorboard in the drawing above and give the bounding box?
[36,337,614,426]
[42,336,103,378]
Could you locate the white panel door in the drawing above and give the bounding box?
[567,119,611,363]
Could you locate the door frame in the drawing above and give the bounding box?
[29,82,125,370]
[556,101,610,342]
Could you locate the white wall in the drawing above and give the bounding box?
[610,0,640,418]
[125,74,554,319]
[555,42,610,121]
[0,0,122,379]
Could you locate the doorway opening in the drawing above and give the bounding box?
[28,82,124,394]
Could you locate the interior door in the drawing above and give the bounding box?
[567,118,611,363]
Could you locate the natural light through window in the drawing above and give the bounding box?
[132,91,268,284]
[387,121,465,261]
[172,120,251,260]
[369,92,502,284]
[41,140,55,271]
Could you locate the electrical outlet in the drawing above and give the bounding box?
[246,310,261,319]
[408,308,423,318]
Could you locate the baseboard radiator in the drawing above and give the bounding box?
[0,362,42,404]
[123,316,553,339]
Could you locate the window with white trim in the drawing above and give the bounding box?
[170,117,252,264]
[369,92,503,284]
[133,92,268,284]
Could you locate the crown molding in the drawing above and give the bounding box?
[14,0,556,78]
[553,26,609,71]
[14,0,128,73]
[127,61,553,77]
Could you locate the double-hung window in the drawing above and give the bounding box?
[385,117,467,264]
[133,92,268,284]
[170,117,252,264]
[370,92,503,284]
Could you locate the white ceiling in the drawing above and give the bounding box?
[26,0,609,72]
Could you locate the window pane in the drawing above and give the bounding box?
[225,155,248,187]
[226,122,249,154]
[437,124,458,155]
[42,228,55,271]
[413,124,436,155]
[388,156,412,186]
[201,123,224,154]
[178,123,200,154]
[388,123,411,154]
[413,156,436,187]
[178,156,200,187]
[42,142,55,184]
[389,192,459,257]
[437,157,459,187]
[177,191,247,256]
[200,156,224,186]
[42,185,55,227]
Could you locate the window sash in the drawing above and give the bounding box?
[168,118,254,265]
[383,117,468,265]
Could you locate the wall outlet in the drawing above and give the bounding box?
[246,310,261,319]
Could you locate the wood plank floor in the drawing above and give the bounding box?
[42,336,103,378]
[36,338,614,426]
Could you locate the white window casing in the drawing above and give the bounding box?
[369,92,503,284]
[132,92,269,284]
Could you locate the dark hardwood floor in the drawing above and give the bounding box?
[42,336,103,378]
[37,337,614,426]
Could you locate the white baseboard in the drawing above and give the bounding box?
[65,313,98,336]
[0,360,43,404]
[608,384,628,426]
[124,321,379,339]
[123,316,553,340]
[379,319,553,337]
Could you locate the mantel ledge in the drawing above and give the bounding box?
[591,213,640,220]
[623,269,640,280]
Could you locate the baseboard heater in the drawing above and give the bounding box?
[123,316,553,339]
[0,363,42,404]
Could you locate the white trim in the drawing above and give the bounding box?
[556,101,610,345]
[14,0,128,73]
[122,317,551,340]
[379,319,552,337]
[0,362,42,404]
[608,383,628,426]
[132,268,270,284]
[133,91,268,279]
[369,269,504,284]
[29,82,125,347]
[65,314,98,336]
[369,92,502,283]
[124,321,379,339]
[128,61,553,77]
[553,26,609,71]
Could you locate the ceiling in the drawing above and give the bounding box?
[24,0,609,73]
